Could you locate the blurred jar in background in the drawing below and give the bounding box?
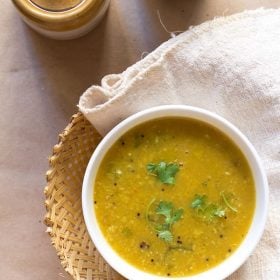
[12,0,110,40]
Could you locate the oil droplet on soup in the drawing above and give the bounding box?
[94,118,255,277]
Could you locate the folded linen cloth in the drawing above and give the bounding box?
[79,8,280,279]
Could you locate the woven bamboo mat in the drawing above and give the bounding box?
[44,112,125,280]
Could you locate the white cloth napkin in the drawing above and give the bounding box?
[79,8,280,279]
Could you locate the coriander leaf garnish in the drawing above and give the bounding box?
[156,201,173,217]
[190,194,225,222]
[170,208,184,224]
[146,162,180,185]
[146,200,184,243]
[213,207,226,217]
[145,198,156,223]
[203,204,225,221]
[158,230,173,242]
[221,192,238,213]
[191,195,207,209]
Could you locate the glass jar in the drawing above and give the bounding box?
[12,0,110,40]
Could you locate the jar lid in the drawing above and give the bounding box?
[12,0,103,31]
[30,0,83,12]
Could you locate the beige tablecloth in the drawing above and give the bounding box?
[79,8,280,279]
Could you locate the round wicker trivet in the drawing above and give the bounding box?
[44,112,125,280]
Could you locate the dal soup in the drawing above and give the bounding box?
[93,118,255,277]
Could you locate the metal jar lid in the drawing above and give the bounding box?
[12,0,110,39]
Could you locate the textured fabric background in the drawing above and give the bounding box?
[79,9,280,279]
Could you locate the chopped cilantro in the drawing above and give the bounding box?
[146,162,180,185]
[158,230,173,242]
[190,194,225,222]
[156,201,173,216]
[221,192,238,213]
[203,204,225,221]
[145,198,156,225]
[156,201,183,224]
[146,200,184,243]
[191,195,207,209]
[170,208,184,224]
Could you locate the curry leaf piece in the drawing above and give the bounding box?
[146,162,180,185]
[191,194,207,209]
[158,230,173,242]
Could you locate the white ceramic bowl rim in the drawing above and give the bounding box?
[82,105,268,280]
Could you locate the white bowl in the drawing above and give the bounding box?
[82,105,268,280]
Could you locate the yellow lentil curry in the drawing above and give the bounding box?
[94,118,255,277]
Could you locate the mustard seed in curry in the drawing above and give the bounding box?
[94,118,255,277]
